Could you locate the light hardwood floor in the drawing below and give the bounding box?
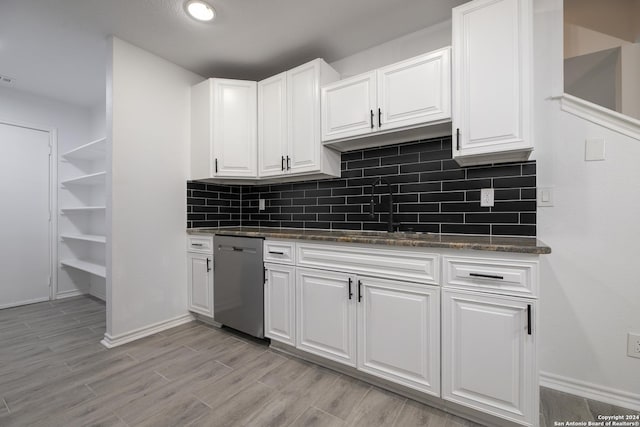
[0,297,637,426]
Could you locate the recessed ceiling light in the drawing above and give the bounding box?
[185,0,215,22]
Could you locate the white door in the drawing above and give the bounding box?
[377,48,451,131]
[211,78,258,178]
[357,277,440,396]
[264,263,296,345]
[258,72,288,178]
[321,71,377,142]
[287,60,320,174]
[452,0,532,157]
[187,252,214,317]
[296,268,356,367]
[442,289,536,426]
[0,123,51,308]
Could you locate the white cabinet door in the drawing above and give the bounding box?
[452,0,532,165]
[357,277,440,396]
[287,60,321,174]
[442,289,536,426]
[258,72,288,178]
[211,78,258,177]
[377,48,451,132]
[321,72,377,142]
[187,252,213,317]
[296,267,357,367]
[264,263,296,345]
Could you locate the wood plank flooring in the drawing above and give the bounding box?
[0,297,637,426]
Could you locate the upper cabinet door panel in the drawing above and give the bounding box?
[212,79,257,177]
[288,60,320,174]
[258,73,288,177]
[377,48,451,131]
[453,0,532,156]
[321,72,377,142]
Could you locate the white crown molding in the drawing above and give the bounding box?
[561,94,640,142]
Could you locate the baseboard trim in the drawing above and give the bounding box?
[89,290,106,302]
[0,296,50,310]
[55,289,86,299]
[540,371,640,412]
[100,313,195,348]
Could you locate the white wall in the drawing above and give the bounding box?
[330,20,452,77]
[535,0,640,407]
[106,37,202,342]
[0,86,98,297]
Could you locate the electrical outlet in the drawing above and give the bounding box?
[627,333,640,359]
[258,199,265,211]
[480,188,494,207]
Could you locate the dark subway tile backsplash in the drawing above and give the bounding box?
[187,136,537,236]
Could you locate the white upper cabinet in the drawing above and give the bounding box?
[321,72,377,142]
[321,48,451,149]
[191,78,257,180]
[258,59,341,180]
[452,0,533,166]
[258,72,288,177]
[377,49,451,132]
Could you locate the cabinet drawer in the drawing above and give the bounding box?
[187,235,214,254]
[297,243,439,284]
[264,240,295,264]
[443,256,537,297]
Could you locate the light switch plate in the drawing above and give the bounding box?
[538,187,554,207]
[628,333,640,359]
[585,138,606,161]
[480,188,494,207]
[259,199,265,211]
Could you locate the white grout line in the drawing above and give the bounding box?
[2,398,11,414]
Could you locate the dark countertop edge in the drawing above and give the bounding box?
[187,227,551,255]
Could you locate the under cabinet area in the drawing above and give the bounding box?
[321,47,451,150]
[452,0,533,166]
[258,59,341,180]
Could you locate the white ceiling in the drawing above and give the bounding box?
[0,0,466,107]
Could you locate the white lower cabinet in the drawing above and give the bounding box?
[187,252,214,318]
[264,263,296,346]
[358,276,440,396]
[442,289,536,426]
[296,268,357,367]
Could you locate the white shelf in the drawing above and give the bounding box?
[61,206,106,213]
[61,171,106,186]
[60,234,106,244]
[60,259,106,278]
[62,138,106,161]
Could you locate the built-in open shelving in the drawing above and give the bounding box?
[61,137,106,161]
[60,259,106,278]
[60,234,106,244]
[61,171,106,186]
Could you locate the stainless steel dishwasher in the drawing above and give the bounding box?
[213,235,264,338]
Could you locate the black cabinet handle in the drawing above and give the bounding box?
[370,110,374,129]
[268,251,285,255]
[281,156,285,171]
[215,158,218,173]
[286,156,291,170]
[191,243,203,247]
[348,278,353,300]
[357,280,362,302]
[469,273,504,280]
[378,108,382,127]
[527,304,532,335]
[456,128,460,151]
[232,246,242,252]
[206,258,211,272]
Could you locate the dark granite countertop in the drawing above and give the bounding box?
[187,227,551,254]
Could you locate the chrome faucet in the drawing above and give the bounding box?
[369,177,401,232]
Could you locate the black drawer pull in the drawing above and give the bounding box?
[348,278,353,300]
[357,280,362,302]
[268,251,285,255]
[469,273,504,280]
[527,304,532,335]
[191,243,204,247]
